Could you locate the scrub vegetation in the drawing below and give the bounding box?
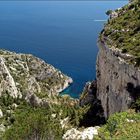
[0,93,89,140]
[101,0,140,65]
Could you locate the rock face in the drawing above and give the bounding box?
[80,81,97,107]
[95,0,140,118]
[0,49,72,99]
[63,126,100,140]
[96,40,140,118]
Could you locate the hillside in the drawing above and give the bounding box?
[0,49,72,99]
[0,49,78,139]
[101,0,140,65]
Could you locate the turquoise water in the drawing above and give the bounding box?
[0,1,127,98]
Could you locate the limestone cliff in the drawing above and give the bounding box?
[96,0,140,118]
[80,0,140,119]
[96,39,140,118]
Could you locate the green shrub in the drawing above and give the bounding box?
[106,10,112,16]
[131,97,140,112]
[95,110,140,140]
[101,0,140,62]
[2,95,89,140]
[135,57,140,66]
[122,48,128,53]
[3,105,63,140]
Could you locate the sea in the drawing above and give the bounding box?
[0,1,128,98]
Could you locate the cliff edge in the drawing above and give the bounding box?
[97,0,140,118]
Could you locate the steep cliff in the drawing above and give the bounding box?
[97,0,140,118]
[97,39,140,118]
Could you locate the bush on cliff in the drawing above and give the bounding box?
[102,0,140,59]
[95,110,140,140]
[106,10,112,16]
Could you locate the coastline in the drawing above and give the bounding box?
[57,77,73,93]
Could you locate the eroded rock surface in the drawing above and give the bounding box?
[96,40,140,118]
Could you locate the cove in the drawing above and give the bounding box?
[0,1,127,98]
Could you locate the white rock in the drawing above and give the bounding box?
[6,110,12,114]
[110,11,118,18]
[63,128,80,140]
[51,113,56,118]
[0,57,22,98]
[59,110,63,116]
[12,103,18,109]
[60,117,69,129]
[0,109,3,118]
[126,119,134,123]
[63,126,100,140]
[0,124,5,132]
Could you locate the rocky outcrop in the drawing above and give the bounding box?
[0,49,72,99]
[0,109,3,118]
[96,39,140,118]
[80,81,97,106]
[63,126,100,140]
[0,57,21,98]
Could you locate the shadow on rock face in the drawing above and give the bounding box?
[126,82,140,112]
[126,82,140,101]
[79,80,106,127]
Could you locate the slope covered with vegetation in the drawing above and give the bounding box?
[0,49,87,139]
[95,109,140,140]
[101,0,140,65]
[0,92,89,140]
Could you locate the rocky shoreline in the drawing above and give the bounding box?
[56,77,73,93]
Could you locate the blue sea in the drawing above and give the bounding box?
[0,1,127,98]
